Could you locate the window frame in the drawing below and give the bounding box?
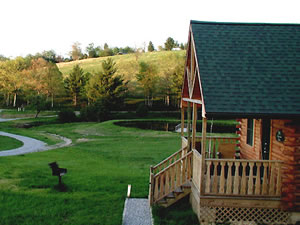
[246,119,254,146]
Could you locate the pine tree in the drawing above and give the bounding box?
[148,41,155,52]
[64,65,86,106]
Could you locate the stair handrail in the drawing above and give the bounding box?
[153,150,193,178]
[150,151,193,204]
[152,147,187,174]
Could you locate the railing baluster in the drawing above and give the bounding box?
[276,162,282,196]
[160,172,165,197]
[255,162,261,195]
[205,161,212,193]
[182,156,186,184]
[248,162,254,195]
[212,161,218,193]
[219,162,226,194]
[154,176,159,200]
[269,163,275,195]
[240,162,247,195]
[226,162,233,194]
[262,162,268,195]
[233,161,240,194]
[176,161,181,187]
[165,170,169,194]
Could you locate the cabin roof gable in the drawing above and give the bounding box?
[185,20,300,118]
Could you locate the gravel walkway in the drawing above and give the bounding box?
[122,198,153,225]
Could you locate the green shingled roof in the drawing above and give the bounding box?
[190,20,300,118]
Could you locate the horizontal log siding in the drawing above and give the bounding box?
[271,119,300,212]
[240,119,261,160]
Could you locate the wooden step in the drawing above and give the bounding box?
[166,192,175,199]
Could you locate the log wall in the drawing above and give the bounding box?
[271,119,300,211]
[239,118,300,212]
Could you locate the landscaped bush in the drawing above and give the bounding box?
[58,109,77,123]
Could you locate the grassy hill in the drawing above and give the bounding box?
[57,50,186,81]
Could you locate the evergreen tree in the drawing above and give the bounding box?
[164,37,176,51]
[64,65,87,107]
[86,58,128,108]
[148,41,155,52]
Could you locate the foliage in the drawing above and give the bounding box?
[28,95,51,118]
[136,61,158,107]
[148,41,155,52]
[80,99,110,122]
[164,37,176,51]
[70,42,83,60]
[136,103,148,117]
[58,108,77,122]
[86,43,97,58]
[86,58,128,108]
[64,65,87,107]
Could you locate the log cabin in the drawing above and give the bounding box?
[149,21,300,224]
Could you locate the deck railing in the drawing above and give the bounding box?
[203,159,283,197]
[196,136,239,159]
[149,151,193,204]
[152,147,187,175]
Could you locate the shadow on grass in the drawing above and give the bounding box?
[152,196,199,225]
[53,183,68,192]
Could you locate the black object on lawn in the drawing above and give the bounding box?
[48,162,67,186]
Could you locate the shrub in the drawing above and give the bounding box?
[136,103,148,117]
[80,99,110,122]
[58,109,77,123]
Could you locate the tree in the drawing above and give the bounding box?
[164,37,176,51]
[64,65,87,107]
[148,41,155,52]
[86,58,128,108]
[0,57,30,107]
[135,61,158,107]
[41,50,57,63]
[70,42,83,60]
[86,43,97,58]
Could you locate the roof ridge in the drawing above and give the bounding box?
[190,20,300,27]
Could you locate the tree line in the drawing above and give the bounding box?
[0,51,185,117]
[0,37,186,63]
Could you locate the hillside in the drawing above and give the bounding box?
[57,50,186,82]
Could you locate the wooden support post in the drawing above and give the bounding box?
[200,116,207,195]
[181,107,185,137]
[149,166,154,205]
[192,103,197,150]
[187,102,191,152]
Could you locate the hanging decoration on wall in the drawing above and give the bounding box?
[276,129,285,142]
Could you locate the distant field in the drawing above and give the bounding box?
[57,50,186,82]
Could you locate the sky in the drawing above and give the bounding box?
[0,0,299,58]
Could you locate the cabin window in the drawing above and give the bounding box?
[246,119,254,146]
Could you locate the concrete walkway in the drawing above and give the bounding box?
[122,198,153,225]
[0,109,72,156]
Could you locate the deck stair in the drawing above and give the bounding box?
[149,148,193,207]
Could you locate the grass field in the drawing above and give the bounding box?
[57,50,186,95]
[0,135,23,151]
[0,117,184,225]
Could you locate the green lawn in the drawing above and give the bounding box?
[0,118,182,225]
[0,135,23,151]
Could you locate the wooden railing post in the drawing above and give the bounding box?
[149,166,154,205]
[200,116,207,195]
[187,102,191,152]
[181,107,185,137]
[192,103,197,150]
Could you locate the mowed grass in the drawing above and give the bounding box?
[0,135,23,151]
[57,50,186,82]
[0,118,181,225]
